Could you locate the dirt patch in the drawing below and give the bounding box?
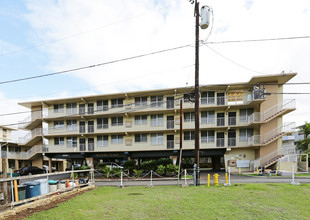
[1,186,95,220]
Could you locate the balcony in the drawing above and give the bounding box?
[4,145,45,160]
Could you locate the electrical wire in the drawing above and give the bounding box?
[0,44,192,85]
[204,45,268,75]
[202,36,310,45]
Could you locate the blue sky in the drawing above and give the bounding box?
[0,0,310,131]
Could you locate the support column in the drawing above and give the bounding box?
[48,157,52,173]
[15,160,19,170]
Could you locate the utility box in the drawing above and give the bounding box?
[200,6,211,29]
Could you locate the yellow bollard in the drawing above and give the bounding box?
[14,180,18,202]
[225,172,228,184]
[257,167,259,175]
[213,173,220,186]
[276,166,278,175]
[207,174,210,187]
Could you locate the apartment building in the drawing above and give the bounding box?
[17,73,297,172]
[0,126,31,171]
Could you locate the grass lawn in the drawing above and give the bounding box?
[27,184,310,220]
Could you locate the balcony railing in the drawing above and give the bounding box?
[4,145,44,160]
[201,97,215,105]
[261,122,295,144]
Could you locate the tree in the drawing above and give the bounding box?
[296,122,310,152]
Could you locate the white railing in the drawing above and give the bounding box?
[261,122,295,144]
[18,110,44,129]
[253,148,283,169]
[248,135,261,145]
[261,99,295,122]
[247,112,261,124]
[4,145,44,160]
[18,127,43,144]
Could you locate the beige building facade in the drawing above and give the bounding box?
[17,73,297,172]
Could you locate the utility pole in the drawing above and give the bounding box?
[178,100,183,181]
[194,0,200,186]
[187,0,211,186]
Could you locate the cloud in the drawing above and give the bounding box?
[21,0,310,126]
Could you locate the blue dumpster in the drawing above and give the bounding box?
[24,182,40,199]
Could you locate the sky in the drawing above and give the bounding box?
[0,0,310,139]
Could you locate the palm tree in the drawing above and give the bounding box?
[296,122,310,152]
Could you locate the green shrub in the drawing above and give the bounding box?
[101,166,112,178]
[156,165,166,175]
[158,158,172,166]
[123,160,136,171]
[97,162,106,169]
[141,160,158,171]
[166,164,178,175]
[133,169,143,177]
[76,165,90,170]
[182,158,194,169]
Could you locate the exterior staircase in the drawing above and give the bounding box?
[253,148,286,170]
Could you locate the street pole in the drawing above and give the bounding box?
[178,100,183,181]
[194,0,200,186]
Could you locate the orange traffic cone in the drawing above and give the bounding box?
[66,179,70,188]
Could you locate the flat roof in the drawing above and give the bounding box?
[18,73,296,108]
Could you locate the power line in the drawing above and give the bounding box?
[204,45,268,75]
[0,44,192,85]
[202,36,310,45]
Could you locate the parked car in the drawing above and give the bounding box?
[66,164,81,171]
[14,166,46,176]
[43,165,56,172]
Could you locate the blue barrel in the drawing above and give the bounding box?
[24,182,40,199]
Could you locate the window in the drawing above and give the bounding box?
[135,115,147,125]
[201,91,215,104]
[111,98,123,108]
[97,118,108,129]
[239,109,254,122]
[67,137,77,147]
[151,114,163,127]
[135,134,148,143]
[201,111,215,124]
[111,134,123,144]
[184,131,195,141]
[135,97,147,107]
[67,120,77,131]
[239,128,254,142]
[14,147,21,152]
[166,97,174,109]
[227,90,243,103]
[111,117,123,126]
[151,133,164,145]
[55,137,64,145]
[66,103,77,115]
[184,112,195,122]
[201,131,215,143]
[54,104,64,113]
[54,121,64,129]
[150,96,163,107]
[184,93,194,102]
[88,103,94,114]
[97,100,108,111]
[97,135,108,147]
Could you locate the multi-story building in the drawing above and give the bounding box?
[0,126,31,171]
[17,73,297,172]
